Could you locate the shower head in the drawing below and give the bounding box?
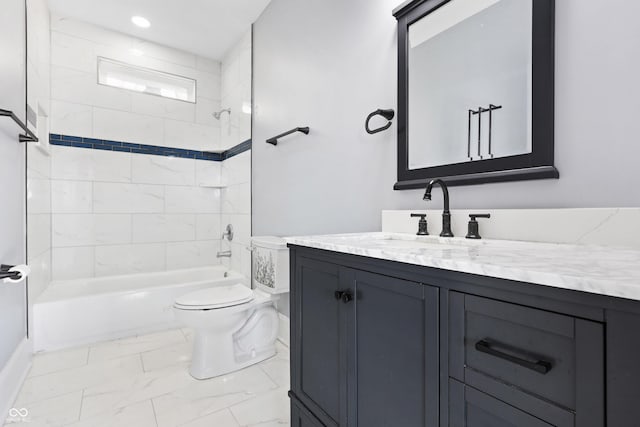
[213,108,231,120]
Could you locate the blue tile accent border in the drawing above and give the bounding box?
[49,134,251,162]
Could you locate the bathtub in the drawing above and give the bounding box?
[33,266,246,352]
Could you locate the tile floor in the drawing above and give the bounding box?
[5,329,290,427]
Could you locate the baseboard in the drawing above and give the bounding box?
[0,338,32,425]
[277,313,290,347]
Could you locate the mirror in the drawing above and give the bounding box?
[394,0,557,189]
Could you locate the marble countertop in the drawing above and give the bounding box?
[285,232,640,301]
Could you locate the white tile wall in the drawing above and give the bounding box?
[95,244,166,277]
[47,17,255,282]
[28,214,51,263]
[217,31,253,279]
[130,156,195,186]
[52,180,92,213]
[49,147,224,279]
[219,151,252,278]
[220,30,252,151]
[51,145,132,182]
[27,179,51,214]
[132,214,196,243]
[50,100,93,136]
[52,247,95,281]
[50,16,221,151]
[92,108,164,145]
[166,241,220,270]
[165,186,220,213]
[196,215,223,241]
[93,183,164,214]
[195,161,222,186]
[52,214,131,247]
[26,0,52,304]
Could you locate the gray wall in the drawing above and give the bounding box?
[0,0,27,371]
[252,0,640,238]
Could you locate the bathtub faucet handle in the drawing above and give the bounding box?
[222,224,234,241]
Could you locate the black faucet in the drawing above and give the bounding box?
[423,179,454,237]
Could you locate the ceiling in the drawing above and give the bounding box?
[48,0,272,60]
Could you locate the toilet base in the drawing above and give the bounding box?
[176,298,280,380]
[190,342,276,380]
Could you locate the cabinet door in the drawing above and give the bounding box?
[292,257,347,427]
[347,270,439,427]
[292,396,327,427]
[449,380,554,427]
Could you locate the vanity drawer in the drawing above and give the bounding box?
[449,379,566,427]
[449,292,604,418]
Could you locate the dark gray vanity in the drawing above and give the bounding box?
[286,235,640,427]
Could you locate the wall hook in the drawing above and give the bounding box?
[365,108,395,134]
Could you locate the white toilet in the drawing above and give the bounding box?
[174,236,289,380]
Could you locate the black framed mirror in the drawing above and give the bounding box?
[393,0,557,189]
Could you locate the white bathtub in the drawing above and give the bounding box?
[33,266,246,352]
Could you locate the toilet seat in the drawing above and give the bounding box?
[174,284,254,310]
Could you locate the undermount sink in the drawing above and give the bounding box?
[323,233,479,252]
[374,235,470,250]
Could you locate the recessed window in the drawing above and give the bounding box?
[97,57,196,103]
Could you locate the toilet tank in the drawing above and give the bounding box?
[251,236,289,294]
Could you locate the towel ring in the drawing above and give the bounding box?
[365,109,395,135]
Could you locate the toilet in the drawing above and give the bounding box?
[174,236,289,380]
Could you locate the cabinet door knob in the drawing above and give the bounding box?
[341,291,353,303]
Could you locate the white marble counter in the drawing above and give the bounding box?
[285,233,640,301]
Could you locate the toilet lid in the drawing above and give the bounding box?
[175,284,254,310]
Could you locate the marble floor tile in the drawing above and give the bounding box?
[275,342,289,361]
[141,341,192,372]
[178,409,239,427]
[28,348,89,378]
[88,330,186,363]
[229,387,290,427]
[152,365,277,427]
[65,400,157,427]
[15,355,143,405]
[80,363,193,419]
[181,328,194,342]
[259,357,290,389]
[7,329,291,427]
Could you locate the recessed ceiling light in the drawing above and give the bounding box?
[131,16,151,28]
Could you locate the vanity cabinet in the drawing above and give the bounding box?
[288,245,640,427]
[291,256,439,426]
[449,380,556,427]
[448,293,603,427]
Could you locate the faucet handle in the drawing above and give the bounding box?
[410,213,428,236]
[466,213,491,239]
[469,213,491,220]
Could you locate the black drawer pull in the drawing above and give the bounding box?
[334,291,345,300]
[475,340,552,375]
